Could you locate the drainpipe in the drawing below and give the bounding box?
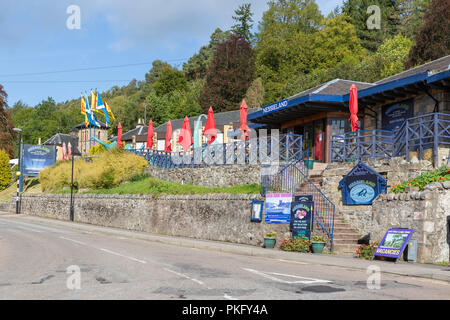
[423,88,440,113]
[364,105,378,130]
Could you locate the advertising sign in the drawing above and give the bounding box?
[372,228,414,261]
[290,201,314,239]
[382,99,414,132]
[264,193,292,224]
[294,195,313,203]
[22,144,56,176]
[262,99,289,115]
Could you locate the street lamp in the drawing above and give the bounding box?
[13,128,22,214]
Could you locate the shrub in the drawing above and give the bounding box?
[355,241,379,260]
[391,166,450,193]
[311,235,327,242]
[89,143,108,156]
[40,148,148,192]
[0,149,12,191]
[280,236,311,253]
[264,231,277,238]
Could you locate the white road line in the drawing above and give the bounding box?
[242,268,331,284]
[99,248,147,264]
[164,268,205,286]
[223,294,237,300]
[59,236,87,246]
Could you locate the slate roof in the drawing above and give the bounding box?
[43,133,81,156]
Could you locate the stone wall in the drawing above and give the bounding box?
[146,164,261,188]
[7,193,291,247]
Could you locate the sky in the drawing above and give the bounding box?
[0,0,343,107]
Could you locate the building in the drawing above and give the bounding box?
[248,55,450,165]
[43,133,81,160]
[70,122,109,156]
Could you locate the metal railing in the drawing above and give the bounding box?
[261,149,335,252]
[331,112,450,165]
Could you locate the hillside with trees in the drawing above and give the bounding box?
[4,0,447,149]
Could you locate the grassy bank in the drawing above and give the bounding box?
[0,178,41,202]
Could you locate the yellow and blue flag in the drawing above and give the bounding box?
[94,91,109,126]
[85,95,100,127]
[81,96,89,127]
[105,101,116,122]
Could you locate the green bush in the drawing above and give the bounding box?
[355,241,379,260]
[280,236,311,253]
[40,148,148,192]
[391,166,450,193]
[0,149,12,191]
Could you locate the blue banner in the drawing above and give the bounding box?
[264,193,292,224]
[382,99,414,132]
[22,144,56,176]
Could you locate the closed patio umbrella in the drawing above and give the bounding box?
[165,121,172,152]
[117,123,123,148]
[240,99,250,140]
[62,142,67,160]
[349,84,359,132]
[178,116,193,151]
[203,107,217,145]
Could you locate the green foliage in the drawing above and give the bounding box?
[0,149,12,191]
[152,67,187,97]
[390,166,450,193]
[0,85,16,158]
[376,33,412,78]
[264,231,277,238]
[129,172,150,182]
[280,236,311,253]
[89,142,109,156]
[39,148,148,192]
[355,241,379,259]
[231,3,255,43]
[311,235,327,242]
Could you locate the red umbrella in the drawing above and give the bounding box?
[68,142,72,160]
[62,142,67,161]
[203,107,217,145]
[165,120,172,152]
[178,116,193,151]
[117,123,123,148]
[349,84,359,132]
[240,99,250,140]
[146,120,154,149]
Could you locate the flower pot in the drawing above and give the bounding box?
[304,159,314,170]
[264,237,276,249]
[311,241,325,254]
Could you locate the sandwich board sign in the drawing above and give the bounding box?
[372,228,414,262]
[290,201,314,240]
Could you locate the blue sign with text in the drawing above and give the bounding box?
[22,144,57,176]
[262,99,289,115]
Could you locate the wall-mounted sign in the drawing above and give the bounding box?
[262,99,289,115]
[382,99,414,132]
[250,200,264,222]
[372,228,414,262]
[339,161,387,205]
[294,195,313,202]
[22,144,57,176]
[264,193,292,224]
[290,201,314,239]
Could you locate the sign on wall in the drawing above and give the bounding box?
[372,228,414,262]
[264,193,292,224]
[290,201,314,239]
[22,145,57,176]
[382,99,414,132]
[339,161,387,205]
[262,99,289,115]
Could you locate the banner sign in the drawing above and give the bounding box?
[262,99,289,115]
[382,99,414,132]
[294,195,313,203]
[372,228,414,261]
[264,193,292,224]
[22,144,56,176]
[290,201,314,239]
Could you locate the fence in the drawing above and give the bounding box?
[131,133,303,169]
[331,112,450,165]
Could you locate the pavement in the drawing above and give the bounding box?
[3,212,449,284]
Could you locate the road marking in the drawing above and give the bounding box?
[223,294,237,300]
[59,236,87,246]
[99,248,147,264]
[164,268,205,286]
[242,268,331,284]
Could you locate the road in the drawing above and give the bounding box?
[0,213,449,300]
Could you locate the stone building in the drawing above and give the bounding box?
[70,121,109,156]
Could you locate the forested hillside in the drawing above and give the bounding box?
[4,0,449,149]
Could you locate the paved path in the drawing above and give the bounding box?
[1,213,449,300]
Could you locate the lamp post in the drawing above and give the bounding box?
[13,128,22,214]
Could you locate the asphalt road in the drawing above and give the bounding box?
[0,214,449,300]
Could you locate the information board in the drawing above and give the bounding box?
[294,195,313,203]
[382,99,414,132]
[372,228,414,262]
[264,193,292,224]
[290,201,314,239]
[22,144,57,176]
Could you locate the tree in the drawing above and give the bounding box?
[0,85,16,158]
[405,0,450,68]
[231,3,255,43]
[341,0,402,52]
[153,67,188,97]
[145,60,172,84]
[0,149,12,191]
[397,0,431,40]
[376,33,412,78]
[199,34,256,113]
[244,78,265,109]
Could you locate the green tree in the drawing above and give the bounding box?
[199,34,256,113]
[0,148,12,191]
[145,60,172,84]
[153,67,188,97]
[0,85,17,158]
[397,0,431,40]
[231,3,255,43]
[341,0,402,52]
[405,0,450,68]
[244,78,265,109]
[376,33,412,78]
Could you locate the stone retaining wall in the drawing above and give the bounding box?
[146,165,261,188]
[7,193,291,247]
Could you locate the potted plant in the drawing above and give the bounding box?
[311,235,327,253]
[264,231,277,249]
[303,157,314,170]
